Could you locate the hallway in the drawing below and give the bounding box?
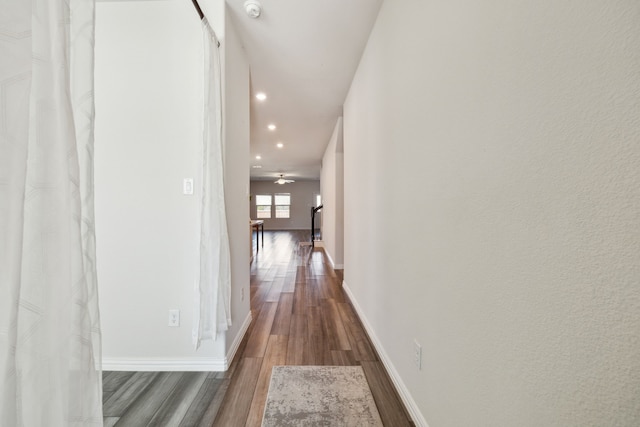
[102,231,413,426]
[213,230,413,426]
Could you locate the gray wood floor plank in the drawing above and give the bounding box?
[146,371,207,426]
[102,371,135,393]
[177,377,223,427]
[114,371,183,426]
[103,417,119,427]
[103,372,159,417]
[102,391,115,405]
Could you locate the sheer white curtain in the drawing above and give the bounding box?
[0,0,103,425]
[193,18,232,349]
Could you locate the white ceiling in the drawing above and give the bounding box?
[224,0,382,181]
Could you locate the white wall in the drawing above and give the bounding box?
[222,3,251,359]
[95,0,246,369]
[250,180,320,231]
[320,118,344,268]
[343,1,640,426]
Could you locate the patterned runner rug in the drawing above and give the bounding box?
[261,365,383,426]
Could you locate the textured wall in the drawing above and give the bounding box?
[222,4,251,358]
[95,0,228,363]
[343,1,640,425]
[320,118,345,268]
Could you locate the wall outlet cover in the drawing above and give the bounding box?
[168,309,180,327]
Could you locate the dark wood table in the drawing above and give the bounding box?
[250,220,264,253]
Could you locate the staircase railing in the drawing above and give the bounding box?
[311,205,323,248]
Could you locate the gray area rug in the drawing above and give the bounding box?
[261,365,383,427]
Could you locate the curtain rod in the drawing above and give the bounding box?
[191,0,205,19]
[191,0,221,47]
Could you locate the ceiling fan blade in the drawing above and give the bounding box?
[275,174,294,184]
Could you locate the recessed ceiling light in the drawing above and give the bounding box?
[256,92,267,101]
[256,155,261,160]
[268,124,276,131]
[276,143,284,148]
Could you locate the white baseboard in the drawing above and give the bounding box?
[322,247,344,270]
[102,358,226,372]
[342,281,429,427]
[102,311,253,373]
[225,310,252,366]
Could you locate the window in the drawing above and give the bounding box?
[256,194,272,219]
[275,193,290,218]
[316,194,322,207]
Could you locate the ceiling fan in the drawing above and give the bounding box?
[275,174,295,185]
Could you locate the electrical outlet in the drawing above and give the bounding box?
[183,179,194,195]
[168,309,180,327]
[413,339,422,370]
[241,287,245,301]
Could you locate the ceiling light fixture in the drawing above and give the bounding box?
[276,142,284,148]
[244,0,261,19]
[256,92,267,101]
[268,124,276,131]
[256,155,261,160]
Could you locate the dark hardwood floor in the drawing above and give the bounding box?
[103,230,413,426]
[214,230,413,426]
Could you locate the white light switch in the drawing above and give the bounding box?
[183,178,194,195]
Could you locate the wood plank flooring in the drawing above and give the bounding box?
[103,371,227,426]
[103,230,413,426]
[213,230,413,426]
